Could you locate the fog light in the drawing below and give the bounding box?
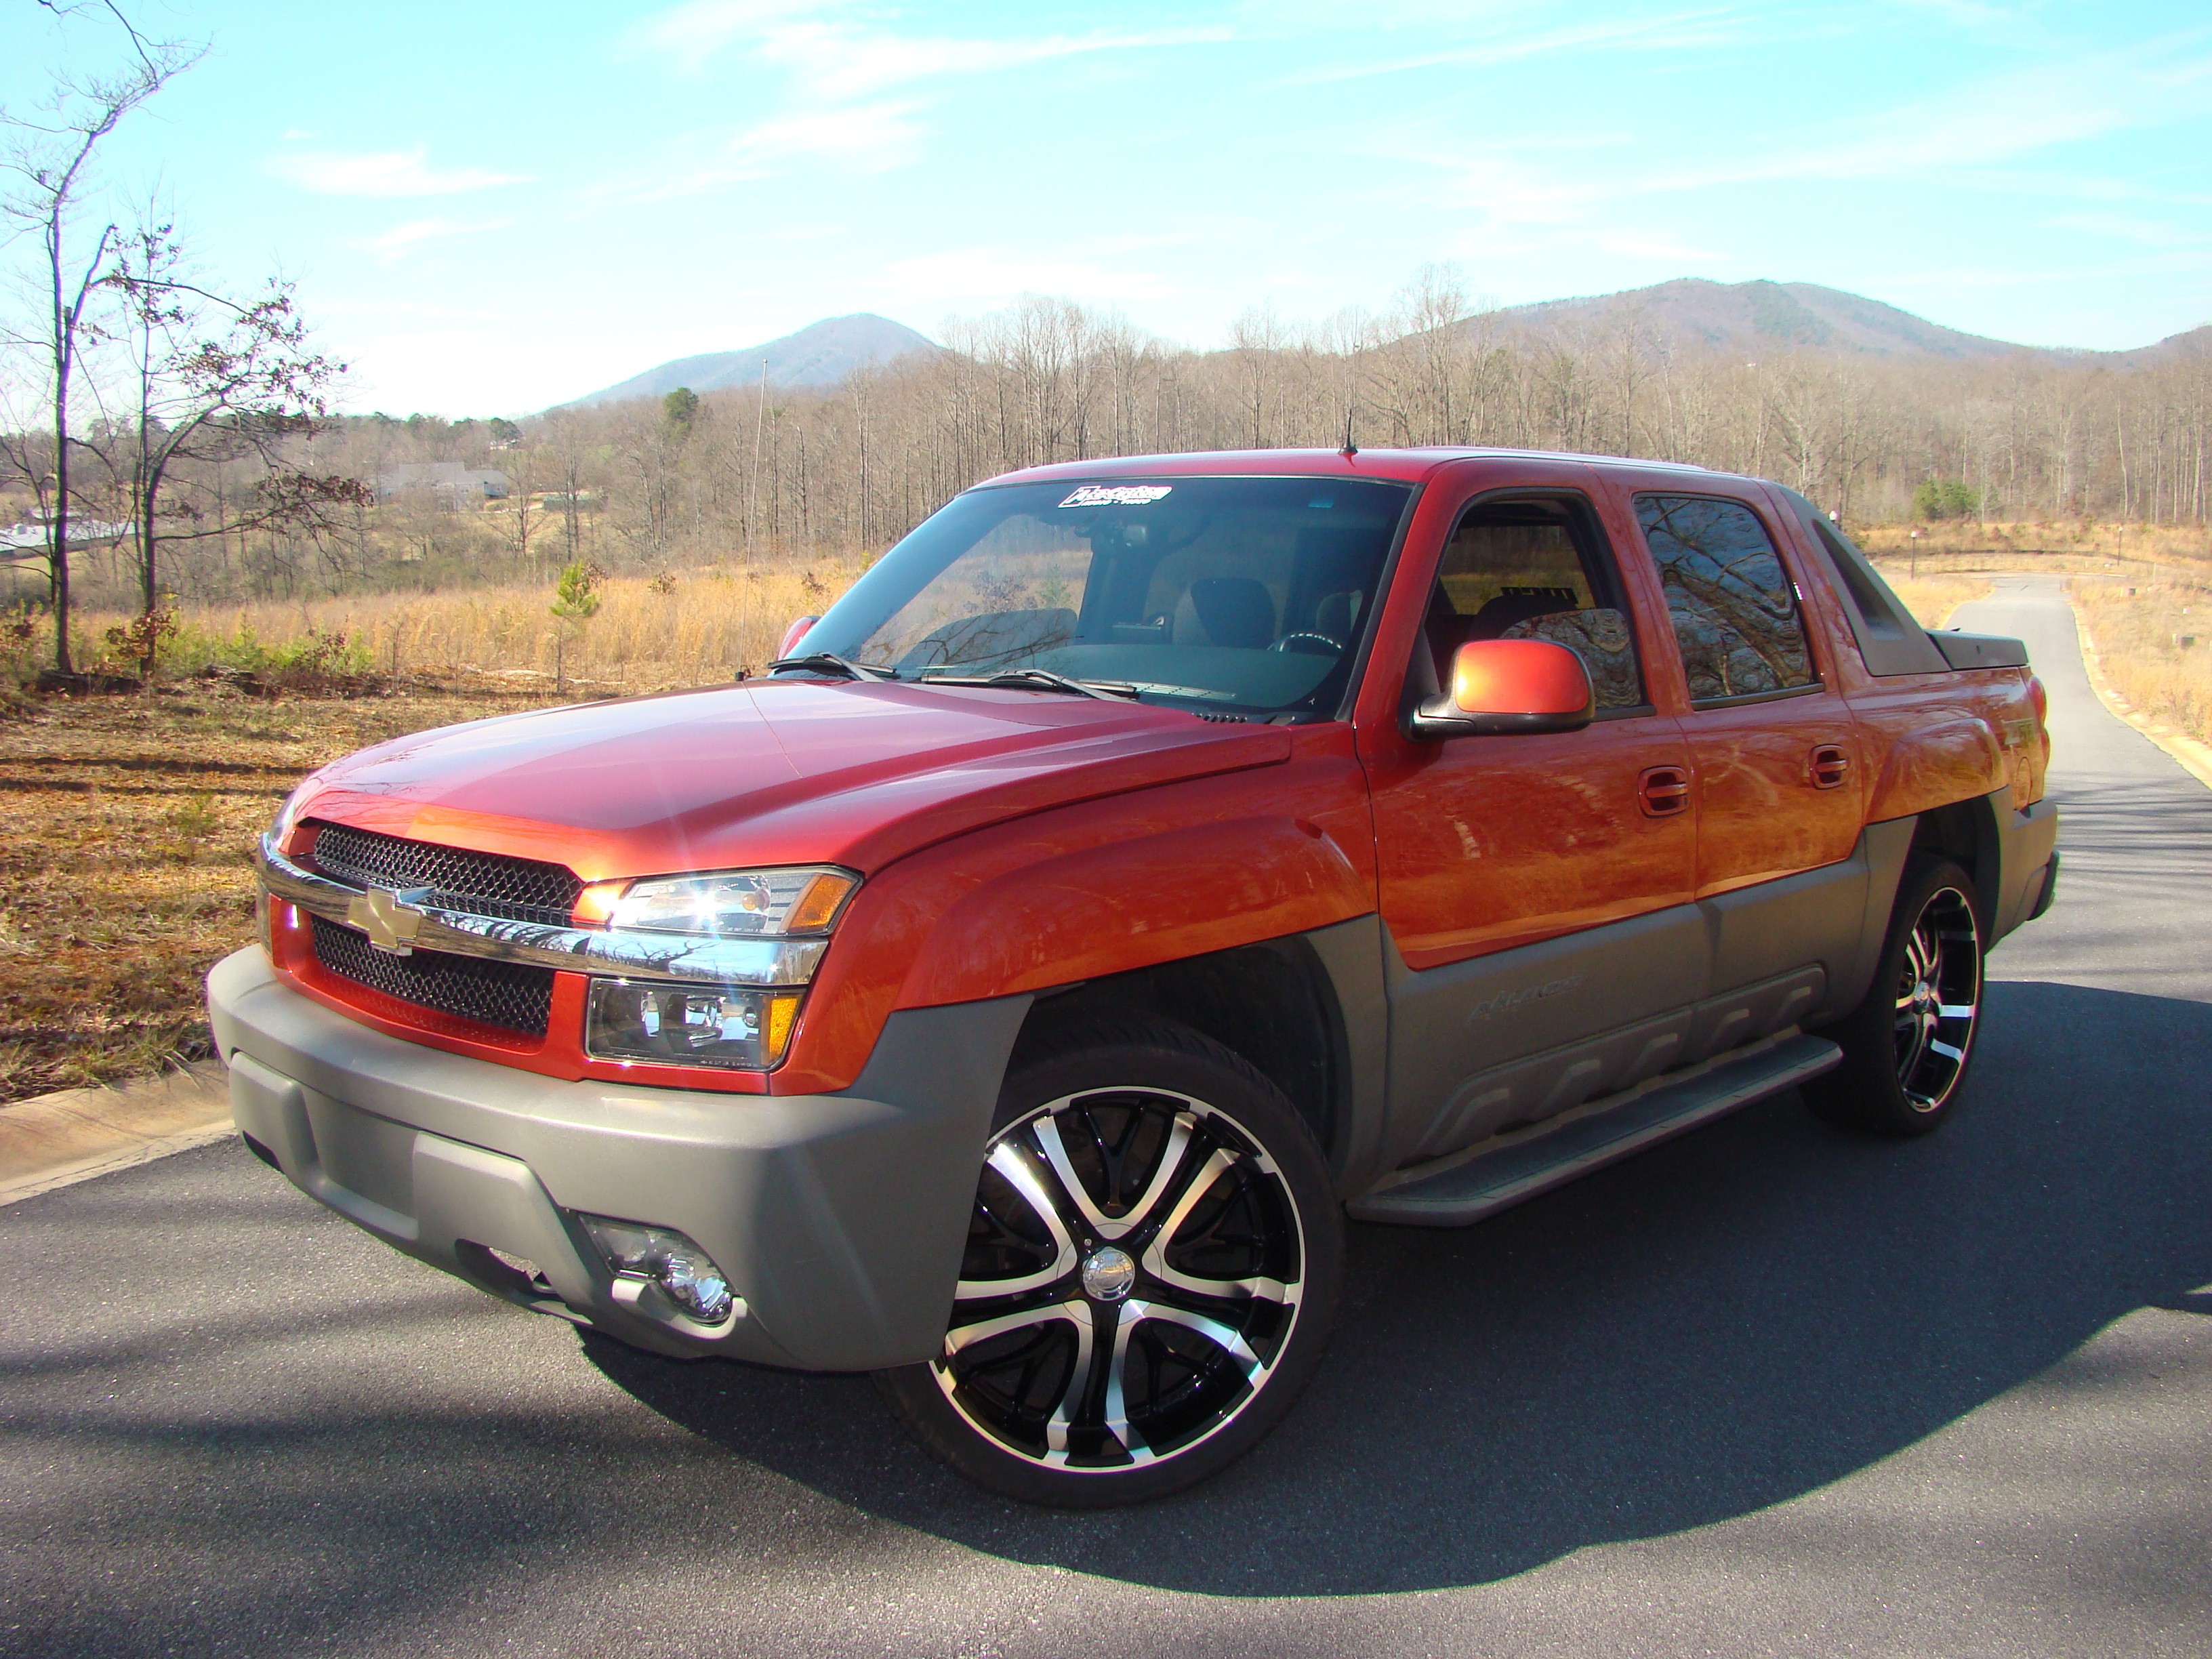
[585,978,801,1070]
[579,1214,738,1323]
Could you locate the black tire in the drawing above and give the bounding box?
[1807,858,1985,1137]
[876,1019,1344,1507]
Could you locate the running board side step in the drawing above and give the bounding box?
[1349,1031,1843,1228]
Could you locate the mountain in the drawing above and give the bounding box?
[1486,279,2060,362]
[2114,323,2212,367]
[566,288,2205,411]
[565,313,939,407]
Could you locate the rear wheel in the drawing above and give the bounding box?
[1808,858,1984,1136]
[877,1020,1343,1506]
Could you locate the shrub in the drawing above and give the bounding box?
[1912,478,1982,521]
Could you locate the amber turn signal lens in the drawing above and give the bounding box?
[785,872,856,933]
[764,991,801,1062]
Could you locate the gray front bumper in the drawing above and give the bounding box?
[207,949,1027,1370]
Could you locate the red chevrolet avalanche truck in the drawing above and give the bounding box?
[209,447,2057,1504]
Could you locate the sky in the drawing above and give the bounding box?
[4,0,2208,416]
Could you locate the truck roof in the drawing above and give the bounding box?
[980,446,1720,489]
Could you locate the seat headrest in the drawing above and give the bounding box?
[1172,577,1275,649]
[1313,589,1362,644]
[1468,590,1577,640]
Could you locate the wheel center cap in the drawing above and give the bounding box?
[1080,1246,1136,1303]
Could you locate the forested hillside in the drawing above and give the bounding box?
[7,273,2208,624]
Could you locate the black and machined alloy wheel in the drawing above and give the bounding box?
[1808,857,1985,1136]
[878,1020,1344,1506]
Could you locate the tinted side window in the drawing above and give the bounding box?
[1634,494,1817,703]
[1427,496,1644,711]
[1774,487,1948,676]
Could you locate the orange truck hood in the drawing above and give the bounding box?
[289,678,1293,881]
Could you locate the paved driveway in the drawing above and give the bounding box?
[4,577,2207,1657]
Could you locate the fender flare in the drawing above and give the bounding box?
[893,815,1374,1009]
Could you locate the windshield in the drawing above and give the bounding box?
[798,476,1414,718]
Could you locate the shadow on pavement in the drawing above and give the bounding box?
[591,979,2212,1596]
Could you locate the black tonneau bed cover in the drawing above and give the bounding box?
[1930,630,2030,670]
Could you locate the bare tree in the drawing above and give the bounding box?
[1,6,201,672]
[96,209,348,643]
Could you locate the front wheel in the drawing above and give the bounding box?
[877,1020,1343,1506]
[1807,858,1984,1136]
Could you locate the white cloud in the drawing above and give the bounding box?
[268,146,532,197]
[352,217,514,265]
[2045,212,2207,249]
[1281,8,1749,87]
[1883,0,2029,30]
[634,1,1227,103]
[1348,30,2212,244]
[1679,38,2212,188]
[879,247,1178,308]
[633,101,928,199]
[613,3,1229,207]
[1595,230,1727,268]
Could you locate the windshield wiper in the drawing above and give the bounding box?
[766,652,899,682]
[919,668,1141,701]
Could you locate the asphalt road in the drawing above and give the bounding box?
[5,576,2208,1658]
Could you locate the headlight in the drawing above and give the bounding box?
[603,867,855,937]
[583,866,855,1071]
[585,979,802,1069]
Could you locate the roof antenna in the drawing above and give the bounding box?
[1339,401,1359,458]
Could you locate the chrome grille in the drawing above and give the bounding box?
[308,822,583,926]
[310,915,555,1037]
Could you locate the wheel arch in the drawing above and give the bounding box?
[1907,793,2003,931]
[1006,918,1386,1175]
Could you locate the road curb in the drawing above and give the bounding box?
[0,1061,233,1207]
[2070,598,2212,792]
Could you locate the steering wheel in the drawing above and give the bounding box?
[1269,632,1344,657]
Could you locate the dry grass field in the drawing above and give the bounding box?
[0,680,573,1104]
[1856,516,2210,576]
[2071,577,2212,747]
[53,556,869,695]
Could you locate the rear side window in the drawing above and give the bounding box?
[1634,494,1818,703]
[1774,487,1948,676]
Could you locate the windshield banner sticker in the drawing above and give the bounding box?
[1059,484,1173,508]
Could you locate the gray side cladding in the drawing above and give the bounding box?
[1359,824,1917,1187]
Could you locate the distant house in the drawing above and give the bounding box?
[2,516,134,558]
[370,463,512,505]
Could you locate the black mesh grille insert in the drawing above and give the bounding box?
[308,822,583,927]
[311,915,555,1037]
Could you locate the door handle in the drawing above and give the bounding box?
[1638,765,1690,818]
[1808,744,1850,790]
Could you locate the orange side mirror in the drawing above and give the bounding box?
[1408,638,1595,739]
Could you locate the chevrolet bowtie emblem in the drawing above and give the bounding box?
[346,886,433,954]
